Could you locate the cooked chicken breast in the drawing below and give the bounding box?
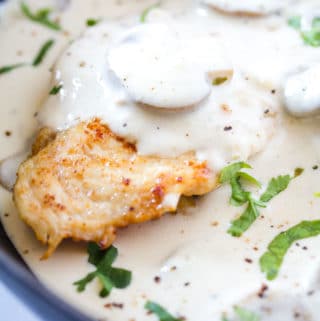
[14,119,218,258]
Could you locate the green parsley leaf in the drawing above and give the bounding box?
[221,163,260,207]
[234,307,260,321]
[20,2,61,31]
[288,15,320,47]
[302,24,320,47]
[73,272,96,292]
[212,77,228,86]
[86,18,100,27]
[32,39,55,66]
[221,307,260,321]
[145,301,182,321]
[288,16,301,30]
[219,162,251,184]
[237,172,261,188]
[260,175,291,203]
[140,2,161,23]
[221,162,298,237]
[229,177,250,207]
[260,220,320,280]
[73,243,132,297]
[0,63,26,75]
[228,197,265,237]
[49,85,62,95]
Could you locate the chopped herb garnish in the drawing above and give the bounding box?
[228,196,265,237]
[73,243,132,297]
[288,16,301,30]
[140,2,161,23]
[145,301,182,321]
[49,85,62,95]
[288,15,320,47]
[220,162,302,237]
[212,77,228,86]
[222,306,260,321]
[234,307,260,321]
[20,2,61,31]
[260,220,320,280]
[86,18,100,27]
[220,162,251,184]
[32,39,55,66]
[0,63,26,75]
[260,175,291,203]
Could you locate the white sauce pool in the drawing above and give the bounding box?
[1,1,320,321]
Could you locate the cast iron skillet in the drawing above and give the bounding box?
[0,1,94,320]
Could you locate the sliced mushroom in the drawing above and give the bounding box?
[108,23,233,110]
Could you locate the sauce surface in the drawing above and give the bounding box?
[1,1,320,321]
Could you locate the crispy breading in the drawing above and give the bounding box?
[14,119,218,258]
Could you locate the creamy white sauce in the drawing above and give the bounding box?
[1,1,320,321]
[284,64,320,117]
[37,7,279,170]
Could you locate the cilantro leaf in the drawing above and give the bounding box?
[234,307,260,321]
[228,197,264,237]
[32,39,55,66]
[49,85,62,95]
[86,18,100,27]
[108,267,132,288]
[288,16,301,30]
[140,2,161,23]
[221,163,260,207]
[145,301,182,321]
[260,220,320,280]
[73,243,132,297]
[229,177,250,207]
[97,273,114,297]
[221,307,260,321]
[260,175,291,203]
[237,172,261,188]
[221,162,298,237]
[288,15,320,47]
[0,63,26,75]
[21,2,61,31]
[73,271,96,292]
[219,162,251,184]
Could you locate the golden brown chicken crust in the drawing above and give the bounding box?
[14,119,218,258]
